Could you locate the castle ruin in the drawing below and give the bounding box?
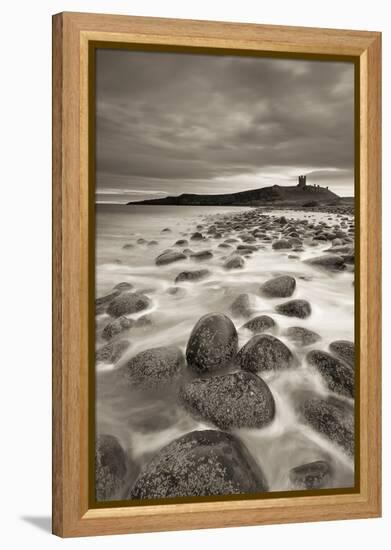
[298,175,307,188]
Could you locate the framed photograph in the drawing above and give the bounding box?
[52,12,381,537]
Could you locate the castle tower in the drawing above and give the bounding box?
[298,175,307,188]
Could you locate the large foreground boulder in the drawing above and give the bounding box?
[289,460,332,489]
[121,346,185,390]
[96,434,128,501]
[306,350,354,398]
[129,430,268,499]
[299,396,354,456]
[107,292,151,317]
[261,275,296,298]
[238,334,294,373]
[276,299,311,319]
[180,371,275,429]
[186,313,238,374]
[329,340,355,368]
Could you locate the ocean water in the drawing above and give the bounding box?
[95,204,355,495]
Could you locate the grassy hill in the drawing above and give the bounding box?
[127,184,340,207]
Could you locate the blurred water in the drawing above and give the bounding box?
[95,204,355,494]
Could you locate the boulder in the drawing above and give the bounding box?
[305,254,345,271]
[276,299,311,319]
[95,290,120,314]
[129,430,268,499]
[190,250,213,261]
[107,292,151,317]
[96,339,130,363]
[306,350,354,398]
[223,255,245,270]
[285,326,320,346]
[329,340,355,368]
[190,232,203,240]
[238,334,294,373]
[113,282,133,292]
[102,316,134,341]
[186,313,238,374]
[299,396,354,456]
[180,371,275,430]
[272,239,292,250]
[121,346,185,390]
[230,293,253,318]
[96,434,128,501]
[242,315,276,334]
[261,275,296,298]
[175,269,210,283]
[155,251,187,265]
[289,460,332,489]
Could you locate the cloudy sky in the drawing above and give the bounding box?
[95,48,355,203]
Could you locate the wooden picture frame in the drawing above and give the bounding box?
[52,11,381,538]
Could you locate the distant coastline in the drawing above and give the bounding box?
[126,181,351,208]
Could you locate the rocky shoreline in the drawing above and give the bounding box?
[95,206,355,502]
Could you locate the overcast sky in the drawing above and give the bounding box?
[95,49,355,203]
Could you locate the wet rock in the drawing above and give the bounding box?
[242,315,276,334]
[129,430,268,499]
[272,239,292,250]
[174,239,188,246]
[107,292,151,317]
[190,232,204,240]
[155,251,187,265]
[95,290,120,314]
[261,275,296,298]
[299,396,354,456]
[223,255,245,270]
[307,350,354,398]
[122,346,185,390]
[305,254,346,271]
[113,282,133,292]
[230,293,253,318]
[102,316,135,341]
[166,286,187,297]
[190,250,213,261]
[186,313,238,374]
[276,299,311,319]
[289,460,332,489]
[96,339,130,363]
[96,434,128,501]
[285,326,321,346]
[329,340,355,368]
[175,269,210,283]
[180,371,275,430]
[238,334,294,373]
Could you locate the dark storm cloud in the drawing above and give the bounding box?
[96,49,354,199]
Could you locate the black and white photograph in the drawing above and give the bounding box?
[94,48,356,503]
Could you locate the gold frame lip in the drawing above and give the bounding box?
[52,11,381,537]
